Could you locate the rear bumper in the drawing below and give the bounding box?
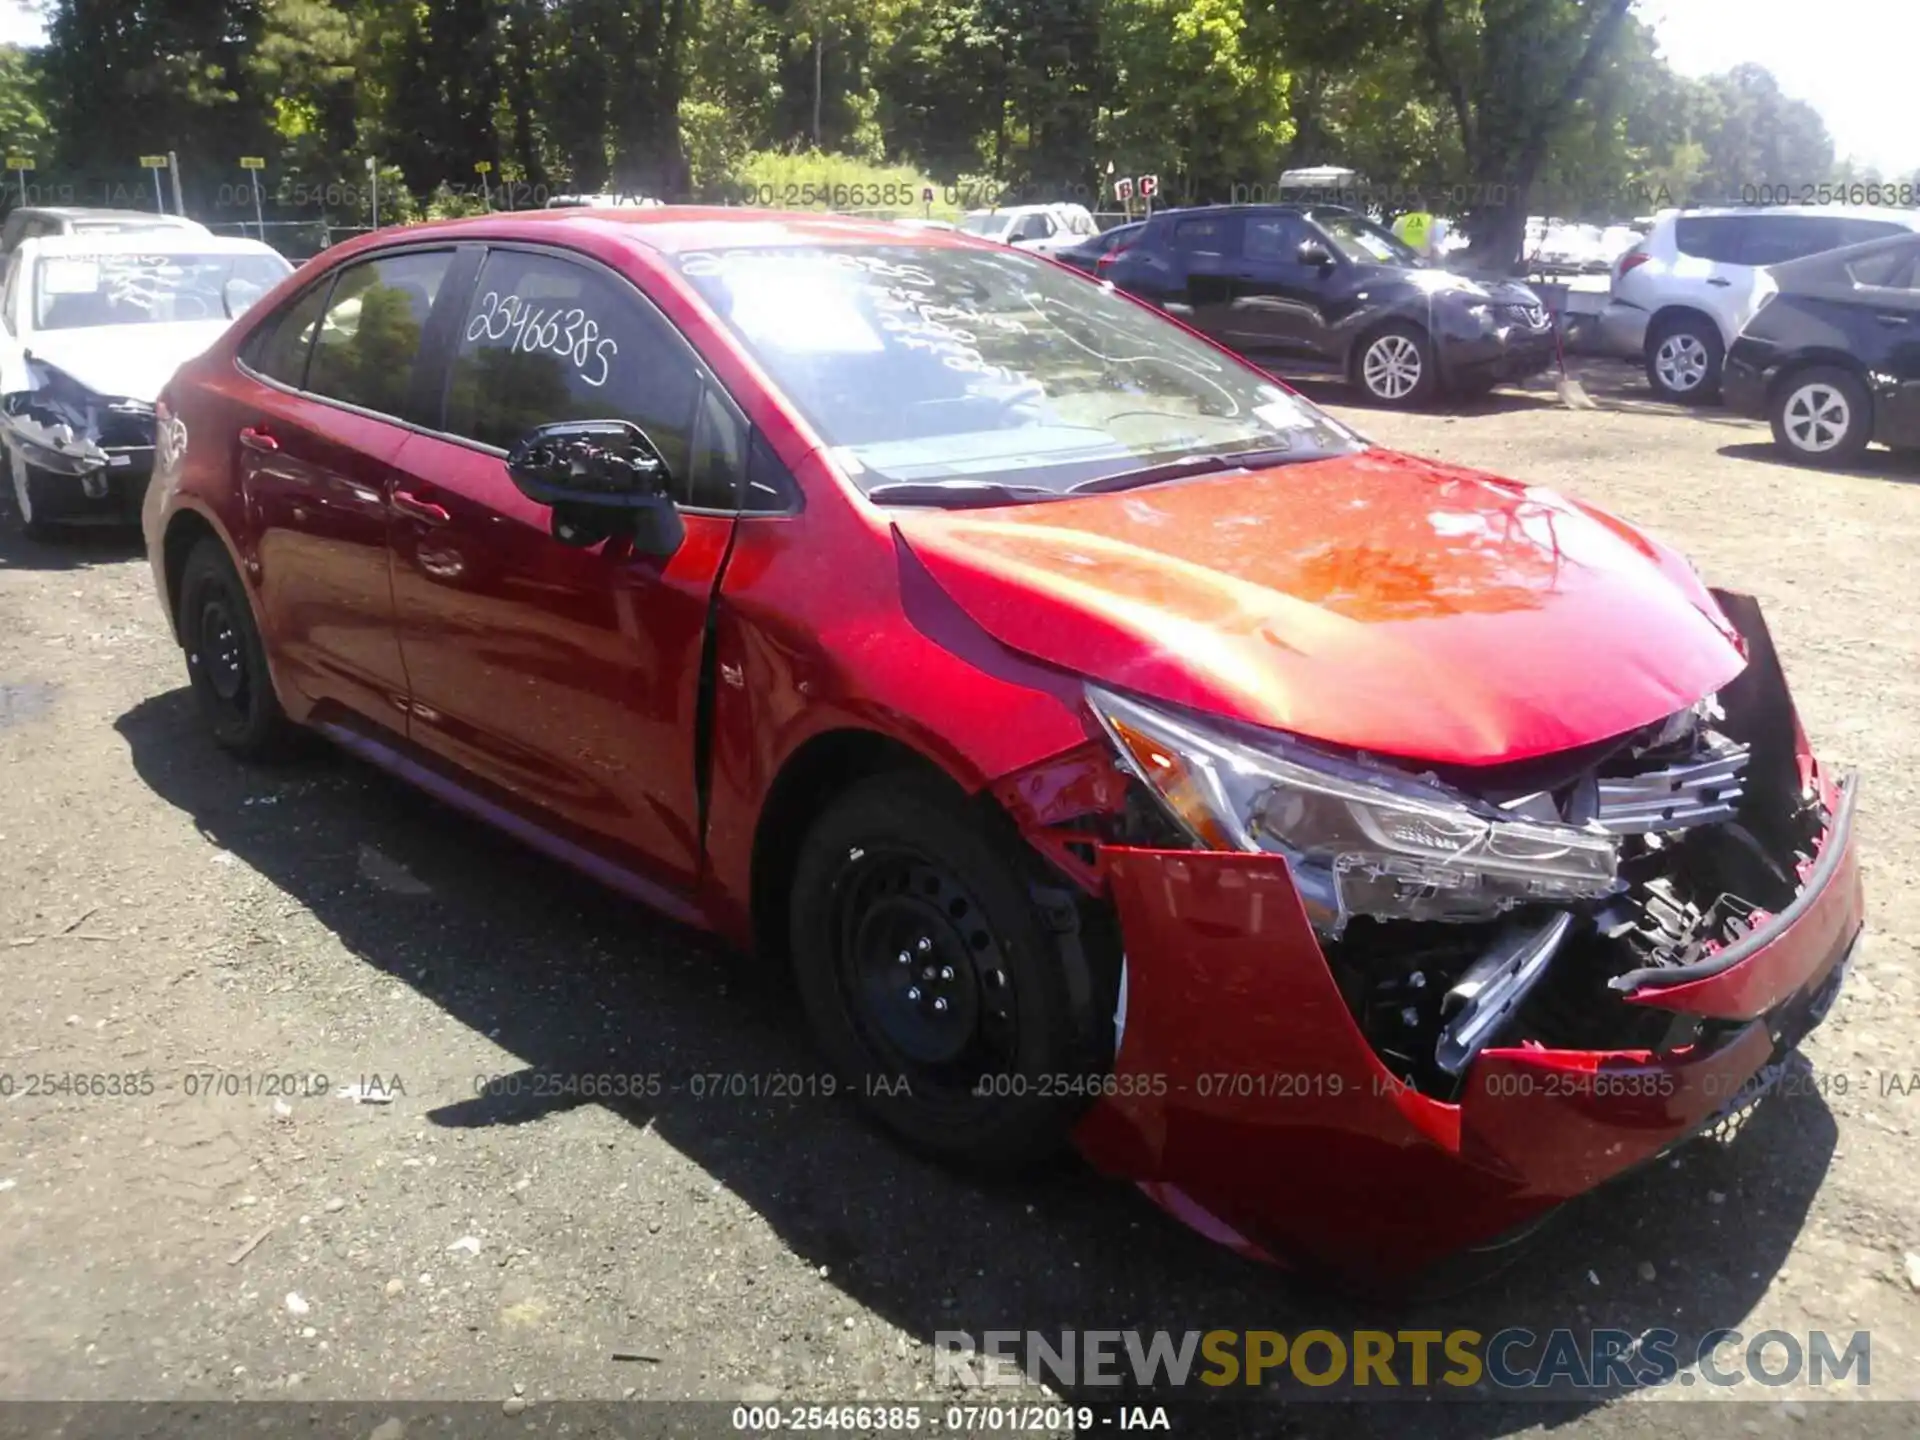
[1075,777,1860,1280]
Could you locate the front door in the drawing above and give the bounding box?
[388,245,749,889]
[1221,212,1332,361]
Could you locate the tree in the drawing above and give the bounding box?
[1416,0,1637,266]
[0,43,50,162]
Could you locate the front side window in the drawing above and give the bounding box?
[305,250,454,416]
[443,249,705,493]
[1244,214,1309,262]
[674,243,1363,498]
[33,250,292,331]
[1314,213,1419,266]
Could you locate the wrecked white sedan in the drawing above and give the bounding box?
[2,231,291,537]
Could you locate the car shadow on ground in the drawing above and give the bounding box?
[1285,361,1764,428]
[113,689,1839,1430]
[0,512,144,571]
[1717,441,1920,484]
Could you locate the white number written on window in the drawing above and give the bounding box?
[464,291,618,387]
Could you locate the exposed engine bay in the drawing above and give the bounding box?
[1320,591,1833,1099]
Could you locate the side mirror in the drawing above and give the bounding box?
[1297,239,1334,269]
[505,419,685,557]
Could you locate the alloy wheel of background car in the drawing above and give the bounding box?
[1770,366,1872,468]
[1355,324,1437,407]
[1646,320,1723,403]
[178,539,294,758]
[788,772,1107,1171]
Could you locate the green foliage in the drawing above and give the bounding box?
[0,44,48,157]
[16,0,1869,252]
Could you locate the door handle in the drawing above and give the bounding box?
[238,426,278,452]
[391,489,451,525]
[1876,313,1910,327]
[1706,277,1732,287]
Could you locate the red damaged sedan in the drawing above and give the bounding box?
[143,209,1863,1285]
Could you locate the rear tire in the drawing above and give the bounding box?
[1645,316,1723,403]
[1352,322,1439,407]
[178,538,294,759]
[788,772,1110,1172]
[1769,366,1872,467]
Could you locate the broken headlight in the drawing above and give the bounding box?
[1087,685,1620,933]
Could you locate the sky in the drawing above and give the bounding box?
[1638,0,1920,178]
[0,0,1913,178]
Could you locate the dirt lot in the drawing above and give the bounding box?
[1,357,1917,1435]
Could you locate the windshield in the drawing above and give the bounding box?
[676,243,1363,497]
[1315,214,1423,267]
[34,251,292,330]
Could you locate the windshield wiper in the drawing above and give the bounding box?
[1066,445,1315,496]
[863,480,1061,509]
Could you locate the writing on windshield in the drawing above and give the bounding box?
[34,252,290,331]
[677,244,1361,497]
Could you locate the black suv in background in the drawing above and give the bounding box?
[1097,204,1555,406]
[1723,231,1920,467]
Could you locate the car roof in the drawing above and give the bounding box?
[327,206,1014,259]
[15,207,206,226]
[1661,204,1920,227]
[28,231,287,258]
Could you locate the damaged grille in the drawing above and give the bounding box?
[1594,732,1748,834]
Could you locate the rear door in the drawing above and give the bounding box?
[1162,214,1242,339]
[385,243,746,889]
[236,246,460,724]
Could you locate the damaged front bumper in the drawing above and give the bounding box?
[2,381,156,517]
[1068,595,1865,1283]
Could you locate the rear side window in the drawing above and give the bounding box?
[1847,245,1920,290]
[443,249,704,490]
[1673,216,1745,263]
[1833,219,1910,247]
[243,283,331,388]
[1736,215,1842,266]
[1173,217,1234,254]
[305,250,455,417]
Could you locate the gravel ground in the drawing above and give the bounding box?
[1,357,1917,1436]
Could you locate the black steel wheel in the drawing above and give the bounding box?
[179,538,294,758]
[789,772,1111,1170]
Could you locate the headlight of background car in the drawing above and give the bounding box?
[1087,685,1618,934]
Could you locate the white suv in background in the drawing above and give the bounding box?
[1600,205,1920,401]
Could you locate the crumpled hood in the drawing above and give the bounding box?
[21,320,230,402]
[890,449,1747,767]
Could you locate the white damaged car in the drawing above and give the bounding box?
[2,231,291,537]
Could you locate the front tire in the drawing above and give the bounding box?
[1769,366,1872,467]
[789,773,1110,1172]
[1352,322,1439,407]
[178,538,294,758]
[1645,316,1723,403]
